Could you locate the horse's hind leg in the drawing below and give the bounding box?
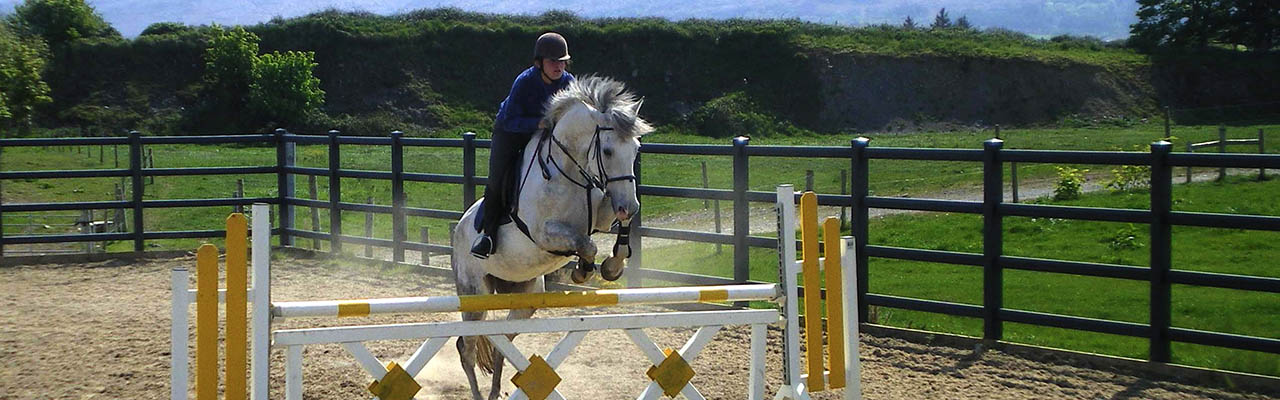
[486,276,545,400]
[458,310,488,400]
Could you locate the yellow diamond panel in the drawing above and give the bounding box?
[367,362,421,400]
[646,348,695,398]
[511,355,561,400]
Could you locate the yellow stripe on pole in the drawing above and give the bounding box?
[800,192,825,391]
[225,214,248,400]
[195,244,219,400]
[698,289,730,303]
[822,217,846,389]
[458,291,620,312]
[337,302,372,317]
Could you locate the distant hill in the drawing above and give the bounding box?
[1,0,1139,39]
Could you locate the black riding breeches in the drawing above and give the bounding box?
[478,125,533,247]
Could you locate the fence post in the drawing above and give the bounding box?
[1185,142,1193,184]
[234,179,244,214]
[328,130,342,254]
[982,138,1004,342]
[420,227,430,265]
[129,131,144,252]
[391,130,405,263]
[462,132,476,210]
[850,137,870,323]
[804,169,814,192]
[99,145,103,164]
[840,169,848,229]
[732,136,750,294]
[114,145,119,168]
[309,175,320,250]
[1218,125,1227,180]
[627,152,644,288]
[364,197,374,258]
[1259,129,1266,180]
[147,148,154,185]
[1149,140,1173,363]
[1011,162,1019,203]
[276,128,294,247]
[700,161,710,209]
[712,161,723,254]
[82,210,92,253]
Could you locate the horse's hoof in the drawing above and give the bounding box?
[600,257,625,281]
[570,267,592,284]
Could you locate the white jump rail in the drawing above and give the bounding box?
[171,184,860,400]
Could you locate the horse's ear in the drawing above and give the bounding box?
[630,97,645,116]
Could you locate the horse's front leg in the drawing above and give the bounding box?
[599,221,631,281]
[541,220,597,283]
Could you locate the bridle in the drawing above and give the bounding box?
[509,123,636,255]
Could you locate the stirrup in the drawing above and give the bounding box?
[470,235,494,259]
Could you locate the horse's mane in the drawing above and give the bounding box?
[543,75,652,138]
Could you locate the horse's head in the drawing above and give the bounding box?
[543,76,652,223]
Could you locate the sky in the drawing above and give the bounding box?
[0,0,1142,40]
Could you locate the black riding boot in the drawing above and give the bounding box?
[471,127,532,258]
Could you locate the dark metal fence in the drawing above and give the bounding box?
[2,132,1278,364]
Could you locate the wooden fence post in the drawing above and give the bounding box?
[420,227,430,265]
[1149,141,1173,363]
[1259,128,1266,180]
[129,131,144,252]
[1218,125,1227,180]
[364,197,373,258]
[328,131,341,254]
[309,175,320,250]
[700,161,710,209]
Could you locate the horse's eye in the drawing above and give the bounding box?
[603,148,613,157]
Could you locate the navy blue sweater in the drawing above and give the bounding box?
[495,66,575,136]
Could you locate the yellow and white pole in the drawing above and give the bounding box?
[272,284,782,319]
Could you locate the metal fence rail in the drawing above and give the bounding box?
[2,131,1278,365]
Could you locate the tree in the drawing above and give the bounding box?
[140,22,192,36]
[1222,0,1278,52]
[249,51,325,126]
[1129,0,1237,50]
[11,0,119,48]
[931,8,952,30]
[903,15,917,30]
[0,22,51,133]
[202,25,259,122]
[956,16,972,30]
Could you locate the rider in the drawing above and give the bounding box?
[471,32,576,259]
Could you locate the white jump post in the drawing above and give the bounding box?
[171,187,859,400]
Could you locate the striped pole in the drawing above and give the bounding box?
[273,284,781,319]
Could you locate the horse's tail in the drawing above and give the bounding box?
[470,335,498,374]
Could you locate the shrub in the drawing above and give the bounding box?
[1054,166,1087,200]
[249,51,324,127]
[686,91,811,138]
[1105,164,1151,192]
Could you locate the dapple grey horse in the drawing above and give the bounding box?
[450,76,651,400]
